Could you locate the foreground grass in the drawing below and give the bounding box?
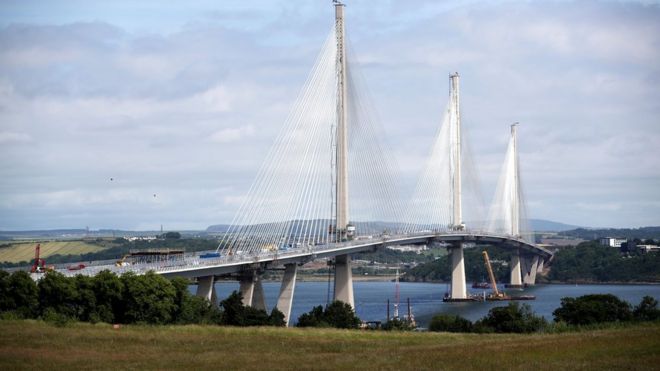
[0,241,106,263]
[1,321,659,370]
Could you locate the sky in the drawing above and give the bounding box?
[0,0,658,231]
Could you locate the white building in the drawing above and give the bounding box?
[599,237,627,248]
[637,245,660,253]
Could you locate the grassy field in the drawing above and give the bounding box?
[0,321,658,370]
[0,241,106,263]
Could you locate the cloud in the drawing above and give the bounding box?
[0,0,658,230]
[0,131,31,143]
[209,125,255,143]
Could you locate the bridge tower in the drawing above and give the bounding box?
[332,1,354,308]
[508,123,524,288]
[448,72,467,300]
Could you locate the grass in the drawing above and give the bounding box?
[0,241,106,263]
[0,320,658,370]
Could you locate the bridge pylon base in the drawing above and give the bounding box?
[449,242,467,299]
[276,263,297,326]
[334,254,354,307]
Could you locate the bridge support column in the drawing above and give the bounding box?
[334,254,354,307]
[276,263,297,326]
[507,249,523,288]
[196,276,217,305]
[536,258,545,274]
[239,270,267,311]
[449,243,467,299]
[523,255,539,286]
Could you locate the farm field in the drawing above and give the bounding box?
[0,241,106,263]
[0,320,658,370]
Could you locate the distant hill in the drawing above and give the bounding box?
[559,227,660,241]
[206,224,231,233]
[529,219,582,232]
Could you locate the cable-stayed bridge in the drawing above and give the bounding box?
[50,3,552,325]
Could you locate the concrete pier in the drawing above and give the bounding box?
[239,270,267,310]
[276,263,298,326]
[523,255,539,286]
[195,275,217,305]
[334,254,354,307]
[449,243,467,299]
[536,258,545,274]
[507,249,524,288]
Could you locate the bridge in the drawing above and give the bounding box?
[49,3,553,325]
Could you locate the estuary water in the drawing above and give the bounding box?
[205,281,660,327]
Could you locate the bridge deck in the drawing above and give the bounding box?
[43,232,551,279]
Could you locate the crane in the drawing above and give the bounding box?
[482,250,506,300]
[30,244,47,273]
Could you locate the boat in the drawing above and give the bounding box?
[482,250,535,302]
[472,281,489,289]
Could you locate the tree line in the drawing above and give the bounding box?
[403,241,660,283]
[0,270,285,327]
[428,294,660,334]
[548,241,660,282]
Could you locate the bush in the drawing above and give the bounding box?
[296,305,328,328]
[219,290,283,327]
[428,314,473,333]
[42,307,73,327]
[553,294,633,326]
[633,296,660,321]
[382,317,416,331]
[475,303,547,333]
[296,301,361,329]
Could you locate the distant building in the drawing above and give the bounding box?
[386,245,427,254]
[599,237,627,248]
[637,245,660,253]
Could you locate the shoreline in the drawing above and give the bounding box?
[400,279,660,286]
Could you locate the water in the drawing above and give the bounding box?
[201,281,660,327]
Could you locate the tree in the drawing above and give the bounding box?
[218,290,281,326]
[0,270,11,311]
[633,296,660,321]
[219,291,247,326]
[268,308,286,327]
[2,271,39,318]
[296,301,360,329]
[93,270,124,323]
[428,314,473,333]
[553,294,633,326]
[323,301,361,329]
[73,275,97,322]
[38,271,79,319]
[296,305,327,328]
[475,302,547,333]
[121,272,177,324]
[163,232,181,239]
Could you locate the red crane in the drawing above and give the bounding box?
[30,244,46,273]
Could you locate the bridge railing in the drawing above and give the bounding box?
[52,230,547,278]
